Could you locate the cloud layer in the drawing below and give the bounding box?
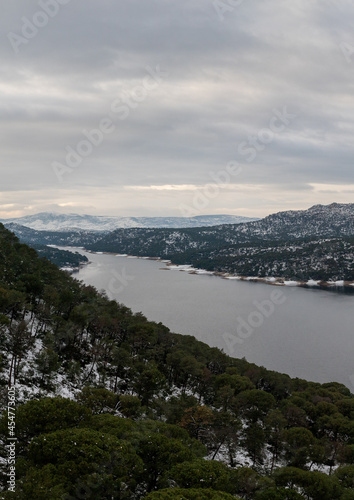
[1,0,354,217]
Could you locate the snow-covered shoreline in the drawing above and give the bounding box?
[83,249,354,290]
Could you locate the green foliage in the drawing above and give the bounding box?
[144,488,238,499]
[163,394,200,424]
[283,427,317,468]
[179,405,214,440]
[273,467,342,500]
[243,423,266,465]
[118,394,142,418]
[236,389,276,423]
[169,459,238,494]
[0,396,91,446]
[254,487,305,499]
[133,363,167,405]
[136,433,195,491]
[334,465,354,488]
[34,347,61,386]
[14,464,67,500]
[76,386,119,414]
[26,428,143,497]
[232,467,274,499]
[86,413,137,439]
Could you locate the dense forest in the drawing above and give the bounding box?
[4,222,103,247]
[91,234,354,282]
[0,223,354,499]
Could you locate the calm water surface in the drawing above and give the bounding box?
[69,249,354,389]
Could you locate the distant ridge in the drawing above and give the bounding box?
[83,203,354,282]
[87,202,354,252]
[0,212,258,232]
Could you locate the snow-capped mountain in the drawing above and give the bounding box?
[0,212,258,232]
[88,202,354,254]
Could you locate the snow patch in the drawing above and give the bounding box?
[284,281,299,286]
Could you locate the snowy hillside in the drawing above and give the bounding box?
[86,203,354,282]
[0,212,257,232]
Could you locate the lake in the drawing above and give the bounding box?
[69,248,354,389]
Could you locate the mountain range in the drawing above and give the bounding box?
[87,203,354,253]
[0,212,257,232]
[3,203,354,281]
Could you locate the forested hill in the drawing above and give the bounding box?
[1,224,90,271]
[1,223,354,499]
[4,222,104,246]
[32,244,88,270]
[88,203,354,251]
[86,203,354,281]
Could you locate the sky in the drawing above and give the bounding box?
[1,0,354,219]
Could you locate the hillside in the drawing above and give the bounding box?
[4,223,104,247]
[0,223,354,498]
[32,244,88,271]
[86,203,354,282]
[1,223,97,271]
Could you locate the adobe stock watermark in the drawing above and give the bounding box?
[8,0,72,54]
[340,41,354,64]
[179,162,242,217]
[223,289,286,354]
[108,267,135,296]
[6,385,17,493]
[213,0,245,22]
[52,65,169,183]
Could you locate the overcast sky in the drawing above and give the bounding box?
[1,0,354,218]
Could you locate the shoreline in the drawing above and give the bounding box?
[83,249,354,290]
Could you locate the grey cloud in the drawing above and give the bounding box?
[0,0,353,216]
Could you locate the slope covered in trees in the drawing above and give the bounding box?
[4,222,103,247]
[32,244,88,270]
[0,223,354,499]
[85,204,354,282]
